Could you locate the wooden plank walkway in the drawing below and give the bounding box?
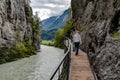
[70,49,95,80]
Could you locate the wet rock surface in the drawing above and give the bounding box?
[71,0,120,79]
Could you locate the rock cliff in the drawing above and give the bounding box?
[0,0,40,50]
[71,0,120,80]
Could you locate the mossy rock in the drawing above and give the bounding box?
[111,32,120,38]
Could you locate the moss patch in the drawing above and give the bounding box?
[111,32,120,38]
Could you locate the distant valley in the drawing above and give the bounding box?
[41,9,70,40]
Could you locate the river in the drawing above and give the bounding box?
[0,45,64,80]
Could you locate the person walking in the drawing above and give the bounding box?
[73,30,82,55]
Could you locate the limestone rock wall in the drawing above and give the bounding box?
[0,0,40,50]
[71,0,120,80]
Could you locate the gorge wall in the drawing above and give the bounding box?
[71,0,120,80]
[0,0,40,50]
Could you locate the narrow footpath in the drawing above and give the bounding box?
[70,49,95,80]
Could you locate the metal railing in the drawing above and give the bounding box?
[50,40,71,80]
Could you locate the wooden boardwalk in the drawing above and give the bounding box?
[70,49,95,80]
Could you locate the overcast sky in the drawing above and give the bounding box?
[30,0,71,20]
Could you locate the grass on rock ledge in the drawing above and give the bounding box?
[111,32,120,38]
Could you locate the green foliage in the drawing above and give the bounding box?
[24,0,41,45]
[31,14,40,45]
[54,20,73,48]
[41,29,57,40]
[16,32,21,41]
[63,21,73,37]
[54,29,64,48]
[23,40,36,54]
[32,18,40,34]
[0,41,36,64]
[24,0,40,36]
[0,0,40,64]
[0,47,9,63]
[11,43,28,58]
[111,32,120,38]
[41,40,55,46]
[42,20,73,48]
[24,1,33,21]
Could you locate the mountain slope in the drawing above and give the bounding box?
[41,9,70,40]
[42,16,57,30]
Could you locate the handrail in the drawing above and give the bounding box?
[50,39,98,80]
[50,39,71,80]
